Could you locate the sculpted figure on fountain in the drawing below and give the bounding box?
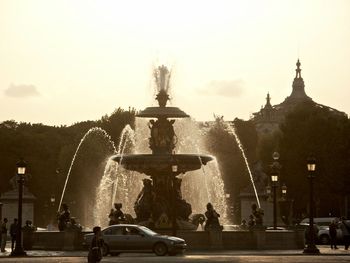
[149,118,176,154]
[134,179,154,222]
[108,203,125,225]
[204,203,222,231]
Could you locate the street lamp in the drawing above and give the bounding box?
[171,163,178,236]
[303,156,320,254]
[281,184,287,195]
[270,152,280,230]
[271,170,278,230]
[11,159,27,256]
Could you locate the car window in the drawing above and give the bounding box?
[104,226,123,235]
[123,227,141,235]
[140,226,157,236]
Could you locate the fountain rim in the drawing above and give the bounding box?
[110,153,214,176]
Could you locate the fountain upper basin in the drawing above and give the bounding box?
[111,154,213,176]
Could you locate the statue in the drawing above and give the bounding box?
[204,203,222,230]
[251,203,264,227]
[108,203,125,225]
[190,214,206,230]
[134,179,154,221]
[57,203,71,231]
[149,117,176,154]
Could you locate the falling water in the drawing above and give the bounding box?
[94,124,144,227]
[226,123,261,208]
[58,127,116,212]
[175,118,229,223]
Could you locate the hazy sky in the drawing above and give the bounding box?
[0,0,349,125]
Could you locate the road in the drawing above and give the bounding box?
[0,246,349,263]
[0,253,350,263]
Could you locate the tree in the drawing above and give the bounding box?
[278,102,350,218]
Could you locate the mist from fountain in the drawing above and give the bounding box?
[226,123,261,208]
[58,127,116,212]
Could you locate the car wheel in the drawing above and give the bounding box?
[102,243,109,256]
[319,234,330,245]
[153,242,168,256]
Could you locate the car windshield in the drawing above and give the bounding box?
[139,226,158,236]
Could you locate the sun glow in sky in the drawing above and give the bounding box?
[0,0,349,125]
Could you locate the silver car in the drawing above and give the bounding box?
[83,224,187,256]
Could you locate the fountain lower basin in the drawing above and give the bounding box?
[111,154,213,176]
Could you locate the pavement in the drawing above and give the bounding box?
[0,245,349,263]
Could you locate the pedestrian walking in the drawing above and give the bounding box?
[1,218,8,252]
[9,218,18,252]
[339,217,350,250]
[88,226,103,263]
[329,218,338,249]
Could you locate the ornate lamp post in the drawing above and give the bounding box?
[271,170,278,230]
[303,156,320,254]
[270,152,280,230]
[281,184,287,201]
[11,159,27,256]
[171,164,178,236]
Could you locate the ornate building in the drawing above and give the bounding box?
[252,59,346,136]
[240,59,347,225]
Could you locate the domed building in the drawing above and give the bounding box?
[239,59,347,225]
[252,59,346,136]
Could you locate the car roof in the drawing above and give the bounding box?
[104,224,146,230]
[301,217,336,222]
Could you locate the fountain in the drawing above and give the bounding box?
[30,65,305,251]
[111,65,214,230]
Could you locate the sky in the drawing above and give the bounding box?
[0,0,349,125]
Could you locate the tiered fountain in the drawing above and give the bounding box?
[111,65,213,230]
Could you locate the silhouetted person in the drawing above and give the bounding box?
[204,203,221,230]
[58,203,71,231]
[88,226,103,263]
[329,219,338,249]
[339,217,350,250]
[9,218,18,252]
[1,218,8,252]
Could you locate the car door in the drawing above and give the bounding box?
[122,226,152,251]
[102,226,124,251]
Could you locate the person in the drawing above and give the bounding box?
[88,226,103,263]
[58,203,71,231]
[329,218,338,249]
[339,217,350,250]
[204,202,221,230]
[1,218,8,252]
[304,223,319,246]
[9,218,18,252]
[22,220,36,250]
